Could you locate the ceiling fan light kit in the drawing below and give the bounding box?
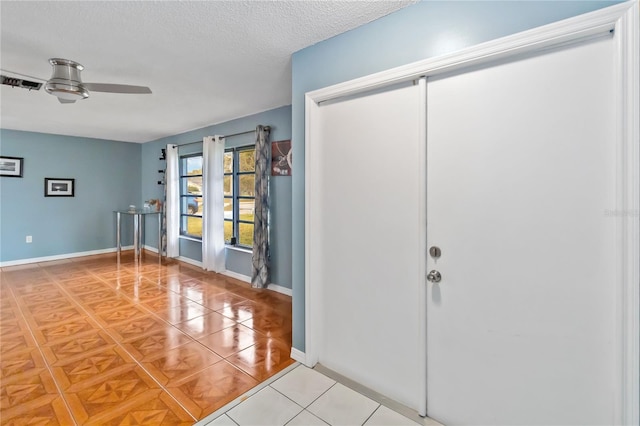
[44,58,89,103]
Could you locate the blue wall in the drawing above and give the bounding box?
[290,0,622,351]
[141,105,292,288]
[0,129,141,263]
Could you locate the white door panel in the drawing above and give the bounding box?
[426,36,616,425]
[314,83,424,411]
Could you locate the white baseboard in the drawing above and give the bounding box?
[220,270,292,297]
[177,256,202,267]
[290,347,307,364]
[0,246,134,268]
[143,244,159,254]
[221,270,251,283]
[268,283,293,296]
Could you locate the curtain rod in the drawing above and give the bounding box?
[175,126,271,148]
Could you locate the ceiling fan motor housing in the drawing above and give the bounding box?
[45,58,89,100]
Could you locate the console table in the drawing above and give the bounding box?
[115,210,162,261]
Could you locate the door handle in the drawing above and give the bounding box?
[427,270,442,283]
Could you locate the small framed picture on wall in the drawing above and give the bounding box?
[45,178,75,197]
[0,156,24,177]
[271,140,292,176]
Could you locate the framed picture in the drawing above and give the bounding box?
[271,139,292,176]
[0,156,24,177]
[45,178,75,197]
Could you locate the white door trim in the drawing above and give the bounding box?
[304,2,638,424]
[416,77,427,416]
[614,2,639,424]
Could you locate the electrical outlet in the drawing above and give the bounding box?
[26,235,32,243]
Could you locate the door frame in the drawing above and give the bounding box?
[304,2,638,423]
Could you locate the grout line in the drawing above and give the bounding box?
[217,413,240,426]
[267,380,307,415]
[283,409,331,426]
[361,405,382,426]
[305,379,338,409]
[266,385,309,426]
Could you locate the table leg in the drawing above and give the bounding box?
[140,215,145,258]
[158,213,162,263]
[133,214,139,261]
[116,212,121,253]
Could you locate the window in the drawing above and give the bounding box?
[179,154,203,239]
[224,146,255,247]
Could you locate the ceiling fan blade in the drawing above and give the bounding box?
[84,83,152,94]
[58,98,76,104]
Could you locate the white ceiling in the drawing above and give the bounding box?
[0,1,414,143]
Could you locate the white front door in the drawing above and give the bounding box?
[426,35,616,425]
[309,82,426,413]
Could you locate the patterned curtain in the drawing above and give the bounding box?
[251,125,270,288]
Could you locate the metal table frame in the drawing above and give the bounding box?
[115,210,162,261]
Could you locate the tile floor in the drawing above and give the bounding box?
[198,364,442,426]
[0,251,294,424]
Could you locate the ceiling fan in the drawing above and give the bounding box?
[2,58,152,104]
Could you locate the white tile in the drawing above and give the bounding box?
[307,383,379,426]
[286,410,329,426]
[272,365,336,407]
[206,414,238,426]
[364,405,420,426]
[227,386,303,426]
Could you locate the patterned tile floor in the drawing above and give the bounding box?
[0,252,294,425]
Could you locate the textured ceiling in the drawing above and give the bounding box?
[0,1,415,143]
